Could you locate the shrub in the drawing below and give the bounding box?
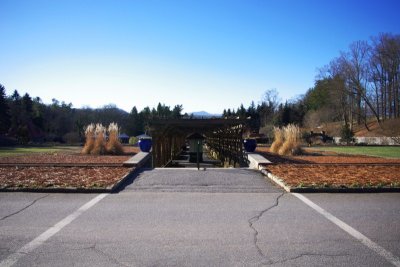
[270,127,284,153]
[0,136,17,147]
[279,124,302,156]
[355,142,368,146]
[16,126,30,144]
[259,125,274,144]
[106,122,124,155]
[63,132,80,144]
[340,124,354,145]
[129,136,138,145]
[302,131,312,146]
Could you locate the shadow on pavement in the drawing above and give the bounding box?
[112,168,151,193]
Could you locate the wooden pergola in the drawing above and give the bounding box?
[148,118,249,168]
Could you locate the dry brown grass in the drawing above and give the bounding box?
[270,125,302,156]
[82,123,123,155]
[270,127,284,153]
[310,118,400,138]
[106,123,124,155]
[279,124,302,156]
[356,118,400,140]
[91,124,106,155]
[82,123,95,154]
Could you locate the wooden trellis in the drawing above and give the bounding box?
[206,124,247,167]
[148,119,248,168]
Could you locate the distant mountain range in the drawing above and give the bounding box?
[190,111,222,118]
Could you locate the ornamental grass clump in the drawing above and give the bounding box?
[270,127,284,153]
[106,122,124,155]
[278,124,302,156]
[91,123,107,155]
[82,123,124,155]
[82,123,95,154]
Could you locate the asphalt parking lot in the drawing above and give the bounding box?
[1,168,399,266]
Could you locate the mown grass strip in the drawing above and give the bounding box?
[312,146,400,159]
[0,146,78,157]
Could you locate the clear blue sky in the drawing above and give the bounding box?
[1,0,399,114]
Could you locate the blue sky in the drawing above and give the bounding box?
[1,0,399,114]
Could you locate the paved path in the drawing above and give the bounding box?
[0,168,399,266]
[124,168,279,193]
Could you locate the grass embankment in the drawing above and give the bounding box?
[311,146,400,159]
[0,146,79,157]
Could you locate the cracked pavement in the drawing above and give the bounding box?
[0,195,49,221]
[248,192,285,264]
[1,169,400,266]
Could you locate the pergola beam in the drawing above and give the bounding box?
[148,118,249,168]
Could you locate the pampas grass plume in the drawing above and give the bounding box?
[82,123,95,154]
[82,122,124,155]
[106,122,124,155]
[278,124,302,156]
[91,123,106,155]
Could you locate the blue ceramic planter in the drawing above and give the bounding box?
[139,138,152,152]
[243,139,257,152]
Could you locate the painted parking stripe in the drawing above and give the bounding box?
[0,193,108,267]
[293,193,400,267]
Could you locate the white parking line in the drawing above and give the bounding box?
[293,193,400,267]
[0,193,108,267]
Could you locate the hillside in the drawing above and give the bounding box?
[308,118,400,137]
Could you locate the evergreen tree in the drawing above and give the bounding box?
[0,84,11,134]
[246,101,260,130]
[32,97,45,130]
[9,90,22,134]
[127,106,143,136]
[21,93,33,123]
[172,105,183,119]
[238,104,246,118]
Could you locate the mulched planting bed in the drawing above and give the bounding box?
[0,154,132,165]
[0,146,139,165]
[0,146,140,191]
[256,147,400,189]
[0,166,131,189]
[265,165,400,188]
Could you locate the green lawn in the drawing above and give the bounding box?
[0,146,79,157]
[311,146,400,159]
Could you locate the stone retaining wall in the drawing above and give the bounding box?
[333,136,399,145]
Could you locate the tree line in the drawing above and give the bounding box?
[222,88,306,138]
[316,33,400,129]
[223,33,400,138]
[0,85,184,144]
[1,33,398,144]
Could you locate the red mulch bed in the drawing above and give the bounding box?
[0,146,140,190]
[0,146,140,165]
[0,167,130,189]
[265,165,400,188]
[256,147,400,188]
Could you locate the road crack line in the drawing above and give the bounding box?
[0,195,49,221]
[248,192,285,265]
